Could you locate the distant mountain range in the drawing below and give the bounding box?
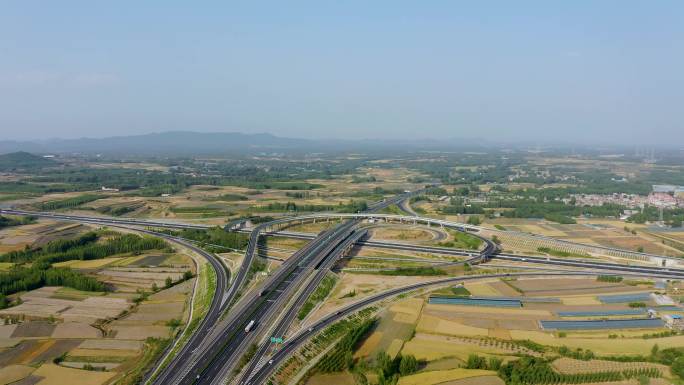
[0,131,492,155]
[0,131,313,155]
[0,151,55,171]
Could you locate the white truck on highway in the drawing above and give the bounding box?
[245,320,256,333]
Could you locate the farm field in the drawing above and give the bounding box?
[0,223,199,385]
[397,368,497,385]
[302,271,684,385]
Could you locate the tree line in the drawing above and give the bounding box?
[0,231,169,306]
[0,232,166,264]
[0,215,35,229]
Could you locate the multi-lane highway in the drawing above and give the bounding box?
[239,229,368,384]
[196,190,426,383]
[198,221,360,384]
[130,229,229,385]
[4,194,682,385]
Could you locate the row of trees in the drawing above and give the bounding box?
[315,318,376,373]
[1,232,167,264]
[38,194,105,210]
[465,353,502,370]
[0,215,35,229]
[498,356,661,384]
[0,264,105,297]
[0,231,169,300]
[373,352,420,385]
[257,200,369,213]
[157,227,250,252]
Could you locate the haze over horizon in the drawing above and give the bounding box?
[1,1,682,145]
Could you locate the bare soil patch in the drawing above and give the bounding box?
[0,340,41,366]
[11,322,56,338]
[0,364,35,385]
[51,323,101,339]
[32,363,115,385]
[29,339,82,365]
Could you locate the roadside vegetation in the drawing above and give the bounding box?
[0,214,36,229]
[38,194,107,211]
[297,274,337,320]
[154,227,250,252]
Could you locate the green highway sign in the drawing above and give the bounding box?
[270,337,284,344]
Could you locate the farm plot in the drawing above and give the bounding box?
[0,364,35,385]
[509,330,684,355]
[551,357,668,376]
[354,297,423,360]
[120,302,185,323]
[402,333,537,362]
[51,322,102,338]
[415,314,489,338]
[305,372,356,385]
[0,221,83,253]
[53,257,123,269]
[397,368,496,385]
[27,339,82,364]
[0,288,129,323]
[506,278,643,296]
[11,322,56,338]
[433,376,504,385]
[31,363,116,385]
[98,268,186,291]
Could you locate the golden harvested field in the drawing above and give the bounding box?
[68,348,139,357]
[397,368,496,385]
[78,339,142,350]
[437,376,504,385]
[561,296,603,305]
[51,323,101,339]
[305,372,356,385]
[508,278,644,296]
[354,331,382,358]
[416,314,488,338]
[402,333,536,361]
[424,303,551,317]
[0,290,129,323]
[0,364,34,385]
[463,282,500,296]
[0,339,18,348]
[355,298,423,360]
[551,357,668,375]
[509,330,684,355]
[111,325,169,339]
[386,338,405,358]
[53,257,123,269]
[32,363,116,385]
[389,298,423,320]
[124,301,184,322]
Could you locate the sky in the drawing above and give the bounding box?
[1,1,682,144]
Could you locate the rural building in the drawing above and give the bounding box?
[663,314,684,330]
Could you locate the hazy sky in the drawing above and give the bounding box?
[1,1,682,144]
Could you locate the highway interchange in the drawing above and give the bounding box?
[3,191,684,385]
